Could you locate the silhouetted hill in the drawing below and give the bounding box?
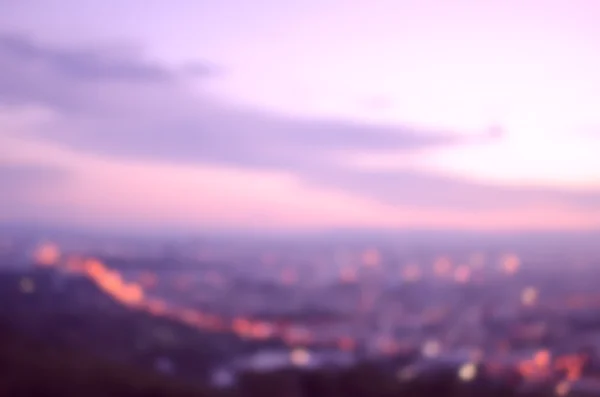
[0,324,217,397]
[0,269,552,397]
[0,270,244,381]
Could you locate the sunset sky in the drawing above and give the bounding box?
[1,0,600,233]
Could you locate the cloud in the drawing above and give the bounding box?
[307,168,600,211]
[0,33,172,83]
[1,32,600,216]
[182,61,223,78]
[0,33,214,113]
[0,32,465,167]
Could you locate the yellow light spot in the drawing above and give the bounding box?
[290,348,310,367]
[521,287,539,306]
[458,362,477,382]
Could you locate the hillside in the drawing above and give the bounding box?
[0,324,217,397]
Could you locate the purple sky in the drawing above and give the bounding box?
[1,0,600,233]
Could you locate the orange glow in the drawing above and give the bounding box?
[555,354,586,381]
[82,258,144,306]
[500,253,521,275]
[251,322,274,339]
[517,360,549,380]
[36,252,349,349]
[516,350,552,380]
[534,350,551,368]
[146,298,167,315]
[46,249,573,362]
[232,317,253,337]
[521,287,538,306]
[33,242,61,266]
[517,350,585,383]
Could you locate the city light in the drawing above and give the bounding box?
[501,253,521,275]
[6,235,600,394]
[555,380,570,396]
[290,348,310,367]
[33,242,61,267]
[421,339,441,358]
[457,362,477,382]
[454,265,471,283]
[521,287,539,306]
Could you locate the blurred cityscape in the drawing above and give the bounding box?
[2,228,600,396]
[3,0,600,396]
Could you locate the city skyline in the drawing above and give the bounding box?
[1,0,600,233]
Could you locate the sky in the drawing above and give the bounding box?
[1,0,600,234]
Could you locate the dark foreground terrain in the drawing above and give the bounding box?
[0,323,218,397]
[0,266,575,397]
[0,321,554,397]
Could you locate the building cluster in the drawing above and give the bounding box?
[2,233,600,394]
